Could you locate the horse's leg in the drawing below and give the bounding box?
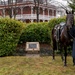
[53,49,55,60]
[64,47,67,66]
[59,45,64,61]
[52,40,56,60]
[73,58,75,66]
[60,50,64,61]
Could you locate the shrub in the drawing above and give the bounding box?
[48,16,74,52]
[48,17,66,30]
[48,17,66,44]
[19,22,51,44]
[0,18,25,56]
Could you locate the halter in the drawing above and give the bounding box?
[69,32,75,39]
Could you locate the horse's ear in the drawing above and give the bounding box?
[72,10,74,14]
[66,10,68,14]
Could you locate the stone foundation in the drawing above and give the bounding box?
[16,43,53,56]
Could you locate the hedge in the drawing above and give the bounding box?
[48,17,66,30]
[19,22,51,44]
[48,16,75,37]
[0,18,25,56]
[48,17,66,44]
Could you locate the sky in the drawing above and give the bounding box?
[50,0,67,6]
[1,0,68,6]
[55,0,68,6]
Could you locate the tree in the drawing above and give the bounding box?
[34,0,52,22]
[1,0,18,19]
[8,0,18,19]
[67,0,75,11]
[8,0,13,18]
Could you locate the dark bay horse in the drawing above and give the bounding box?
[52,10,74,66]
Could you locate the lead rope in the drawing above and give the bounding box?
[69,32,75,40]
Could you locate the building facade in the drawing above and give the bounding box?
[0,0,57,23]
[56,7,66,18]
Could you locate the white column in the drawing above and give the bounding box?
[31,6,33,15]
[43,8,45,22]
[21,7,23,20]
[31,6,33,22]
[48,9,49,21]
[12,8,13,18]
[31,19,33,22]
[48,9,49,17]
[52,10,54,16]
[3,9,5,17]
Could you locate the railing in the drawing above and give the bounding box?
[15,14,55,20]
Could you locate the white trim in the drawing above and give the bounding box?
[26,42,40,51]
[15,14,55,20]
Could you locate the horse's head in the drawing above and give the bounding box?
[66,10,74,30]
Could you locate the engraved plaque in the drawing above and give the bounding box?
[29,44,37,48]
[26,42,40,51]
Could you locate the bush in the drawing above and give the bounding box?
[48,17,66,30]
[48,17,66,44]
[0,18,25,56]
[19,22,51,44]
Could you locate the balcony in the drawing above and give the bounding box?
[15,14,55,20]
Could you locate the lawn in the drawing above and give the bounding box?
[0,56,75,75]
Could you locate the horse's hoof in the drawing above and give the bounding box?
[52,58,55,60]
[64,64,67,66]
[73,64,75,66]
[61,58,64,62]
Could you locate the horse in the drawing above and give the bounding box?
[52,10,74,66]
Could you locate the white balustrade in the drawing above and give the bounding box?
[15,14,55,20]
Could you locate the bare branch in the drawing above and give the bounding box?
[49,0,68,11]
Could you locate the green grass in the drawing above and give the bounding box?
[0,56,75,75]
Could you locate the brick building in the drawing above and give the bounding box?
[0,0,57,23]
